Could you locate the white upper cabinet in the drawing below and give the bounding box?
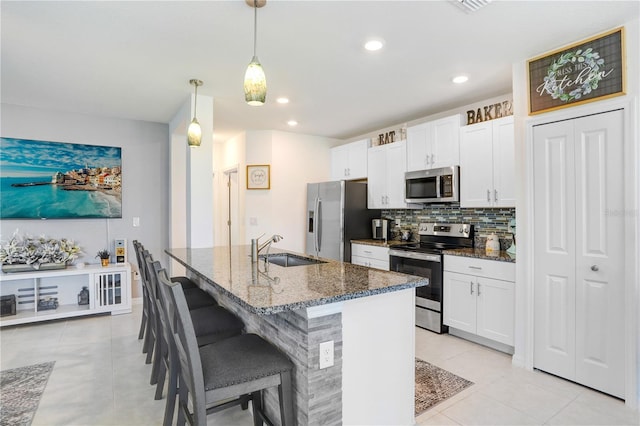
[407,114,460,172]
[459,116,515,208]
[367,140,411,209]
[330,138,370,180]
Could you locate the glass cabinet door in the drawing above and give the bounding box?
[96,272,123,307]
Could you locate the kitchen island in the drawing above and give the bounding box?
[166,246,426,426]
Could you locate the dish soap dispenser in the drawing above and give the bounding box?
[485,234,500,256]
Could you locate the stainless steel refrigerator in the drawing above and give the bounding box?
[306,181,380,262]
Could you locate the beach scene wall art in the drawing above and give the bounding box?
[0,137,122,219]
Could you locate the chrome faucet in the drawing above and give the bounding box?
[251,234,284,262]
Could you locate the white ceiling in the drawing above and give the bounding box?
[1,1,638,142]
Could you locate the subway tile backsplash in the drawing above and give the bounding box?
[382,204,516,249]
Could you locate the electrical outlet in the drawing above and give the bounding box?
[319,340,334,369]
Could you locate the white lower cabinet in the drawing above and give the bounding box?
[443,255,515,346]
[0,263,132,326]
[351,243,389,271]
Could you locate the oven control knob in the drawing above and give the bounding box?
[459,226,464,233]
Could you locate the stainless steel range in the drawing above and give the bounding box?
[389,223,474,333]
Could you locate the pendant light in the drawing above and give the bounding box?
[187,79,203,147]
[244,0,267,106]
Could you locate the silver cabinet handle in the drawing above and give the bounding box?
[591,265,599,271]
[468,266,482,270]
[487,190,491,202]
[470,281,474,295]
[477,282,481,296]
[431,154,435,165]
[494,189,498,202]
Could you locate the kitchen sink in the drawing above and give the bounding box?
[259,253,327,267]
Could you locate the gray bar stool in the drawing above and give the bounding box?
[146,257,245,406]
[157,268,295,426]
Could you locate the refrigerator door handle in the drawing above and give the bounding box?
[316,198,322,253]
[314,197,320,253]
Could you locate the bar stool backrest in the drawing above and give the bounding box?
[158,269,208,424]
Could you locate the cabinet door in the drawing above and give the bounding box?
[347,139,369,179]
[367,145,387,208]
[476,277,514,345]
[443,271,476,334]
[385,141,408,208]
[351,255,368,267]
[331,145,349,180]
[459,121,493,207]
[95,271,126,310]
[431,115,460,168]
[406,122,430,172]
[492,117,515,207]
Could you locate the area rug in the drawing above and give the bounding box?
[0,361,55,426]
[415,358,473,416]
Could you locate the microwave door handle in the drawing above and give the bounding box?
[435,175,441,199]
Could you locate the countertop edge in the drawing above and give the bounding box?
[443,248,516,263]
[165,249,427,315]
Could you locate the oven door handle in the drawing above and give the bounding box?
[389,250,441,262]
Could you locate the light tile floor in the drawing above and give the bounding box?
[0,305,637,425]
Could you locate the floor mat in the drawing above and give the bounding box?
[415,358,473,416]
[0,361,55,426]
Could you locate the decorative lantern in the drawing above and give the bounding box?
[78,286,90,305]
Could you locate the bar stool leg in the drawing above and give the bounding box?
[279,371,295,426]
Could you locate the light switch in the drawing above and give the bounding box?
[133,217,140,227]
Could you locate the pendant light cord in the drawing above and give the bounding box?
[193,83,198,117]
[253,0,258,58]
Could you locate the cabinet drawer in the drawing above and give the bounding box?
[444,255,515,282]
[351,244,389,261]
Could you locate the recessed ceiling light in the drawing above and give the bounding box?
[276,97,289,104]
[364,39,384,51]
[452,75,469,84]
[287,120,298,127]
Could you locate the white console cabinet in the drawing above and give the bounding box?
[443,255,515,346]
[351,243,389,271]
[0,263,132,326]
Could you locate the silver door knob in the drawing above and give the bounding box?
[591,265,599,271]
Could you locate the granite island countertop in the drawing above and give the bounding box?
[165,245,426,315]
[443,247,516,263]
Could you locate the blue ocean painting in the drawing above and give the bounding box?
[0,138,122,219]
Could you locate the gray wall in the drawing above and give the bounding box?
[0,104,171,296]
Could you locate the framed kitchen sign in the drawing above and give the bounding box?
[527,27,625,115]
[246,164,270,190]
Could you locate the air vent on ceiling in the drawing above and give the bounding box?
[452,0,492,13]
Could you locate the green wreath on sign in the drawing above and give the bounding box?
[544,48,606,102]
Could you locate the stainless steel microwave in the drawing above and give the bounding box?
[405,166,460,203]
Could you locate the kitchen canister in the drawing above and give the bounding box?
[485,234,500,256]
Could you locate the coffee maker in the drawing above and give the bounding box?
[372,218,393,241]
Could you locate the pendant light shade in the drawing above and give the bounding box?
[187,79,203,147]
[244,56,267,106]
[244,0,266,106]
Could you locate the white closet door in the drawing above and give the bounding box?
[533,120,576,380]
[573,110,625,398]
[533,109,625,399]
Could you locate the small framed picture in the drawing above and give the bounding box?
[246,164,270,190]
